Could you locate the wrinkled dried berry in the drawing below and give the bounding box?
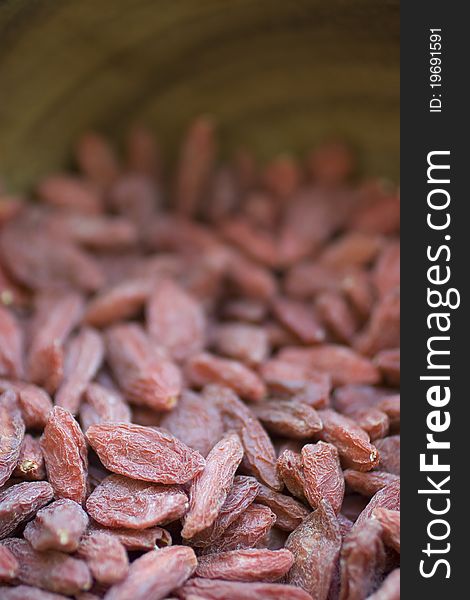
[88,523,172,550]
[227,251,278,300]
[316,409,380,471]
[0,482,54,539]
[276,449,307,503]
[0,217,104,293]
[13,434,46,482]
[175,117,215,217]
[279,345,380,386]
[0,381,53,430]
[355,289,400,357]
[80,382,131,432]
[259,359,331,408]
[252,399,323,439]
[40,407,88,504]
[354,480,400,528]
[316,290,358,344]
[147,278,207,361]
[376,395,400,432]
[285,500,342,600]
[0,543,19,581]
[188,353,266,402]
[348,407,389,441]
[3,538,92,596]
[27,292,84,393]
[38,174,102,215]
[333,384,389,414]
[344,470,400,498]
[375,436,400,475]
[375,349,400,386]
[85,278,154,327]
[212,322,269,366]
[55,328,104,414]
[319,232,383,271]
[45,213,137,250]
[373,508,400,553]
[339,519,386,600]
[105,323,182,411]
[271,296,325,344]
[24,499,88,552]
[196,548,294,582]
[77,531,129,585]
[86,474,188,529]
[104,545,197,600]
[301,442,345,513]
[86,422,205,484]
[182,433,243,539]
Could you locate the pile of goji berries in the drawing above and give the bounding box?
[0,118,399,600]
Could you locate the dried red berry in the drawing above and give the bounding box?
[88,523,172,550]
[339,519,386,600]
[316,409,380,472]
[182,433,243,539]
[105,323,182,411]
[276,449,307,503]
[301,442,345,513]
[80,382,131,432]
[77,531,129,585]
[0,380,53,430]
[3,538,92,596]
[86,474,188,529]
[55,328,104,415]
[0,482,54,539]
[343,470,399,498]
[253,399,323,439]
[0,544,19,582]
[13,434,46,482]
[147,278,207,362]
[354,480,400,529]
[373,507,400,553]
[27,292,84,393]
[104,545,197,600]
[188,353,266,402]
[196,548,294,582]
[24,499,88,552]
[86,422,205,484]
[285,500,342,600]
[40,407,88,504]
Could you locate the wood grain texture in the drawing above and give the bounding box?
[0,0,399,189]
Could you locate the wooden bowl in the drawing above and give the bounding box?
[0,0,399,190]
